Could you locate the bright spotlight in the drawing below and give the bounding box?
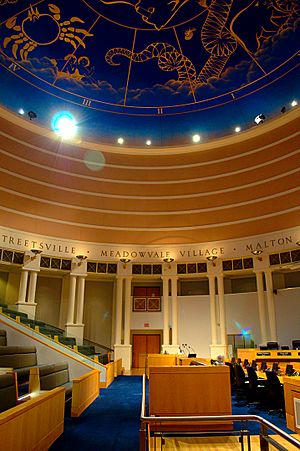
[52,112,77,139]
[234,126,241,133]
[291,100,298,107]
[192,134,201,143]
[18,108,25,115]
[117,137,124,145]
[254,114,265,125]
[146,140,152,146]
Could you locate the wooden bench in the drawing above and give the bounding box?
[0,372,17,413]
[0,345,37,386]
[29,362,100,417]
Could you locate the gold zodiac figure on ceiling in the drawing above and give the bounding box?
[99,0,190,30]
[105,0,299,87]
[3,4,93,60]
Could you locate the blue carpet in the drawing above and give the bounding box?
[50,376,142,451]
[231,392,292,435]
[50,376,293,450]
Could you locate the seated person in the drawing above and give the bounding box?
[215,355,225,365]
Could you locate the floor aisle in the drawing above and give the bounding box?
[50,376,142,451]
[49,375,299,451]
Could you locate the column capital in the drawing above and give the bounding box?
[253,269,264,275]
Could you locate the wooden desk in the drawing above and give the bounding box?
[143,354,178,376]
[238,349,300,363]
[283,376,300,433]
[149,365,232,431]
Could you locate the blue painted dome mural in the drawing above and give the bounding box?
[0,0,299,146]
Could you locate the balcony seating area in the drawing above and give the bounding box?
[0,302,111,363]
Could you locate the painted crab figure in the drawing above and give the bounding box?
[3,4,93,60]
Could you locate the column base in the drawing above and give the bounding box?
[209,344,228,359]
[65,324,84,343]
[114,344,132,371]
[161,344,181,355]
[16,302,37,319]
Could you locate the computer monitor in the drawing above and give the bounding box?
[267,341,279,350]
[260,361,267,371]
[188,353,197,358]
[292,339,300,350]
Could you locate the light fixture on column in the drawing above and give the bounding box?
[163,257,174,269]
[76,255,87,266]
[120,258,131,268]
[30,249,42,260]
[251,249,263,261]
[206,255,218,266]
[251,250,263,255]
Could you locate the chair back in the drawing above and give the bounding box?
[246,366,258,390]
[234,363,246,387]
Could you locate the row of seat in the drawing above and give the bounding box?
[260,340,300,350]
[0,330,99,417]
[0,303,109,362]
[229,361,285,415]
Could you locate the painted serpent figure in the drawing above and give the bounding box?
[105,0,237,86]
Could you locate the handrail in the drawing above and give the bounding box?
[140,374,300,451]
[83,337,113,353]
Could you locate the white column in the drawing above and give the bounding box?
[255,270,268,344]
[124,277,132,345]
[18,270,29,303]
[114,277,123,345]
[162,276,169,346]
[75,276,86,325]
[66,275,77,325]
[171,277,178,346]
[265,269,277,342]
[217,274,227,346]
[114,277,132,371]
[111,279,117,350]
[208,275,217,345]
[27,271,38,304]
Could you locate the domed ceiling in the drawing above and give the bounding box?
[0,0,299,146]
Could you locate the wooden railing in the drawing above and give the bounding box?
[0,387,65,451]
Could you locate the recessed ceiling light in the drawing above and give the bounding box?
[192,134,201,143]
[52,112,77,139]
[18,108,25,115]
[291,100,298,107]
[235,126,241,133]
[146,140,151,146]
[117,137,124,145]
[251,249,263,255]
